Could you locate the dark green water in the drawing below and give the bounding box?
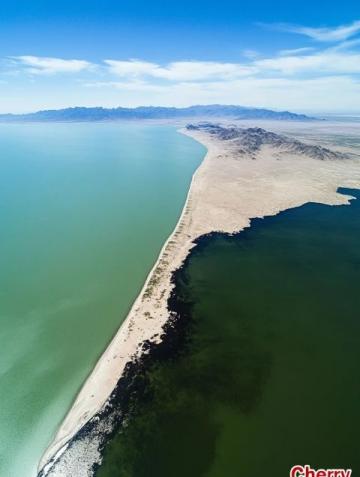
[97,188,360,477]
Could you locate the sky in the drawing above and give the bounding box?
[1,0,360,114]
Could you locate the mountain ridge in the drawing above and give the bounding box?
[0,105,314,122]
[187,123,348,160]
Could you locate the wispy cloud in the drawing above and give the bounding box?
[105,59,255,81]
[329,38,360,51]
[272,20,360,42]
[104,59,159,77]
[10,56,94,74]
[254,50,360,75]
[103,48,360,81]
[278,47,315,56]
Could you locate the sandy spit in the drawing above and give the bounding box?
[38,124,360,475]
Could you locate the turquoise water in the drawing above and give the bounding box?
[97,188,360,477]
[0,122,205,477]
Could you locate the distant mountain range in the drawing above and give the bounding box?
[0,105,313,122]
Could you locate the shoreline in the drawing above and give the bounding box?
[46,236,202,477]
[38,124,360,475]
[37,129,209,474]
[90,187,360,476]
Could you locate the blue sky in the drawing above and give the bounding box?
[1,0,360,113]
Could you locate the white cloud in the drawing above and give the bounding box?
[155,61,255,80]
[104,59,159,77]
[274,20,360,42]
[11,56,93,74]
[103,49,360,82]
[104,59,255,81]
[329,38,360,51]
[255,50,360,75]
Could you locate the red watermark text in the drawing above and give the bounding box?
[290,466,352,477]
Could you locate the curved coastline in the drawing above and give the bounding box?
[38,124,360,476]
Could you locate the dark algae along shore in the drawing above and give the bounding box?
[96,188,360,477]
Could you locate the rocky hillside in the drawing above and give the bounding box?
[187,123,348,160]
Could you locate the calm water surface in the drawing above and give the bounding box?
[98,188,360,477]
[0,122,205,477]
